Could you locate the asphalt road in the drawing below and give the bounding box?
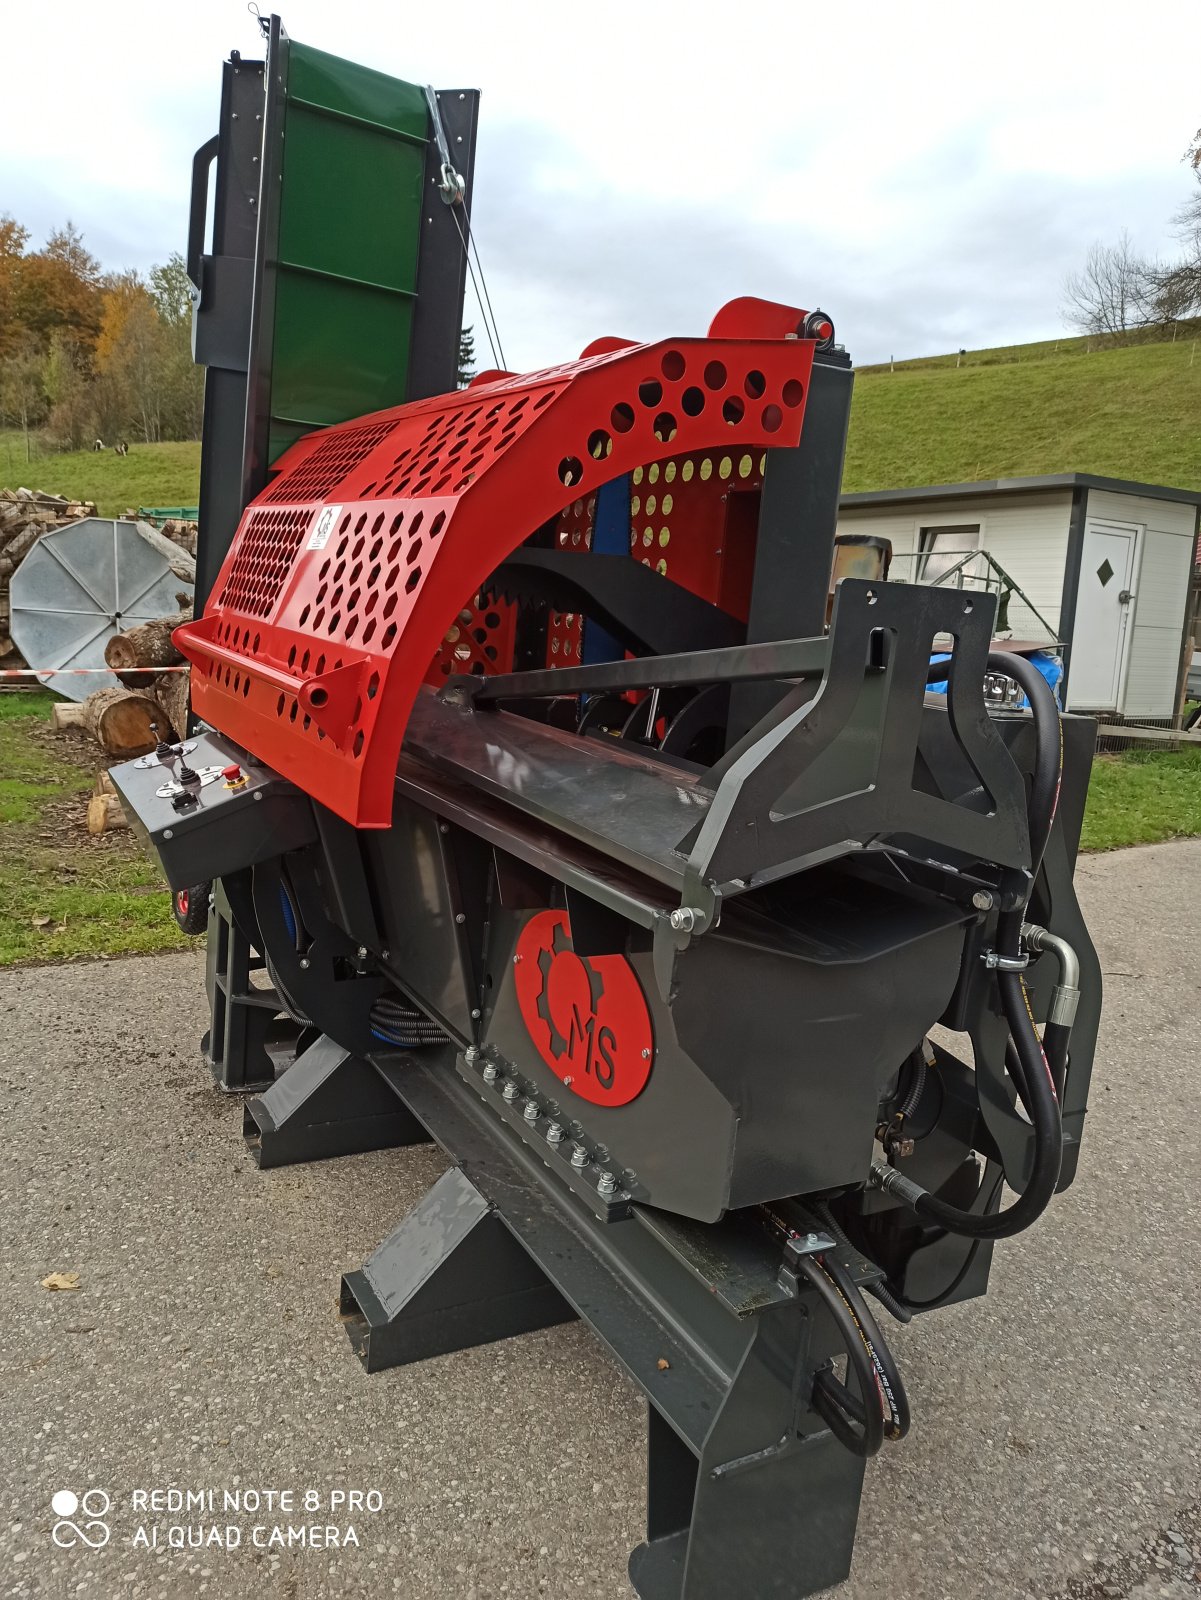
[2,839,1199,1600]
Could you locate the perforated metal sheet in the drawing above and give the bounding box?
[176,299,820,826]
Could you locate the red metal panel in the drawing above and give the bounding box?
[176,306,818,827]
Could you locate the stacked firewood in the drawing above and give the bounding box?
[0,489,98,663]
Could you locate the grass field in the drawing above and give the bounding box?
[0,691,188,966]
[845,331,1201,493]
[0,430,200,517]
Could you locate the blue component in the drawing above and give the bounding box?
[280,887,297,942]
[927,649,1062,709]
[582,474,631,667]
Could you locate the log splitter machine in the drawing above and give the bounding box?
[112,18,1101,1599]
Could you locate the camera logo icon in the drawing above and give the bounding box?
[51,1489,111,1549]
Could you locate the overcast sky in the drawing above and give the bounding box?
[4,0,1198,370]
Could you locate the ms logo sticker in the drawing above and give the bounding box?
[514,910,653,1106]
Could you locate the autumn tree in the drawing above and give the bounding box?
[14,222,103,354]
[0,215,31,361]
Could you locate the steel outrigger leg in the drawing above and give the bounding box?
[242,1034,433,1168]
[630,1312,866,1600]
[339,1166,578,1372]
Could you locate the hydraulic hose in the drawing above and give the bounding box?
[795,1254,886,1458]
[875,649,1066,1241]
[820,1254,911,1440]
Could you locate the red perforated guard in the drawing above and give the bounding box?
[177,301,818,827]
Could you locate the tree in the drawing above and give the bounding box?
[149,253,204,439]
[0,215,31,361]
[0,333,46,460]
[42,332,93,450]
[1145,183,1201,327]
[457,324,476,387]
[14,222,103,353]
[1061,231,1152,335]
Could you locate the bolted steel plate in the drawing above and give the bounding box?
[10,519,194,701]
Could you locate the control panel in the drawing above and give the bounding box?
[109,724,317,891]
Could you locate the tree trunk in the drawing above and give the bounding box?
[154,665,191,740]
[104,609,190,679]
[68,686,165,756]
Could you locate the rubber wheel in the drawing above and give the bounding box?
[172,882,212,936]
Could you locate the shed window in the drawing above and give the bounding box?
[917,523,982,584]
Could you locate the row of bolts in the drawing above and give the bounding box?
[465,1044,620,1196]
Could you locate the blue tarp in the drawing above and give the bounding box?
[927,649,1062,708]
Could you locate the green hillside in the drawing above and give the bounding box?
[844,326,1201,493]
[3,321,1199,513]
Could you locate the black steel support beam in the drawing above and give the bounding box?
[202,879,296,1092]
[242,1034,433,1168]
[339,1166,577,1372]
[191,52,268,613]
[408,89,480,401]
[346,1050,867,1600]
[730,353,854,740]
[464,633,829,704]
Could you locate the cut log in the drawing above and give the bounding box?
[86,792,129,834]
[74,686,164,757]
[104,608,191,678]
[155,665,191,741]
[94,771,118,797]
[52,701,89,731]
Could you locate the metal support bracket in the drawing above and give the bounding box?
[203,878,300,1092]
[339,1165,577,1372]
[242,1034,433,1168]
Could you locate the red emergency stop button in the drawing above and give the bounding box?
[222,763,248,789]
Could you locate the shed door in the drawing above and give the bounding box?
[1070,522,1138,709]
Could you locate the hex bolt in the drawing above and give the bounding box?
[357,945,368,959]
[597,1172,617,1196]
[455,913,466,925]
[299,957,310,970]
[570,1143,589,1167]
[502,1082,520,1102]
[513,954,522,965]
[546,1122,564,1144]
[972,889,995,911]
[470,1007,482,1020]
[641,1048,651,1060]
[464,1045,480,1063]
[669,907,698,933]
[523,1099,540,1122]
[482,1063,499,1084]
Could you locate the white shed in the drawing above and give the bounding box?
[838,474,1201,718]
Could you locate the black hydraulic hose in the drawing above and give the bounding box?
[876,648,1065,1241]
[794,1255,885,1458]
[1041,1020,1072,1101]
[821,1255,911,1440]
[986,651,1062,880]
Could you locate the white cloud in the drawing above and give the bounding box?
[3,0,1197,369]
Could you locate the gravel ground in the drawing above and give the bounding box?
[1,839,1199,1600]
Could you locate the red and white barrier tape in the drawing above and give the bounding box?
[0,665,189,679]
